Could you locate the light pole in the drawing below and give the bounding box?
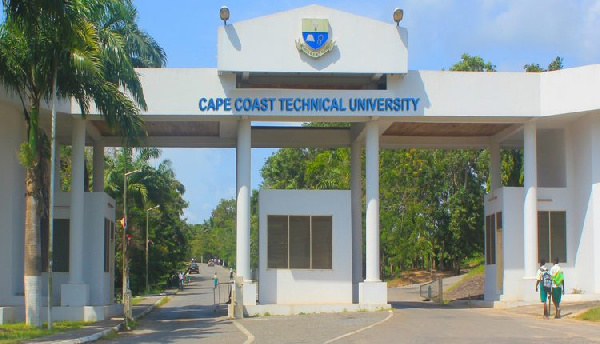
[123,169,140,328]
[145,205,160,295]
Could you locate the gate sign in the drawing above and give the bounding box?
[296,18,335,58]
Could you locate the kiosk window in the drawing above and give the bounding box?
[41,219,70,272]
[538,211,567,263]
[267,216,288,269]
[485,214,496,265]
[267,215,332,269]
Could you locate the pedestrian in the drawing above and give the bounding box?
[179,271,184,290]
[535,258,552,317]
[229,267,234,280]
[185,269,190,284]
[551,257,565,319]
[213,272,218,289]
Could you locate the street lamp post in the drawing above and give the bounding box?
[146,205,160,295]
[123,169,140,328]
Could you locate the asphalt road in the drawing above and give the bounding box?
[99,264,244,344]
[101,266,600,343]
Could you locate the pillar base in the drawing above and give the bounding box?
[359,281,387,305]
[60,283,89,307]
[243,282,257,306]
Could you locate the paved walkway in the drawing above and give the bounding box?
[19,272,600,343]
[22,263,232,344]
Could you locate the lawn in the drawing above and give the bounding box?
[576,306,600,322]
[0,321,86,344]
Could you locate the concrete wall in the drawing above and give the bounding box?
[485,187,525,301]
[567,114,600,294]
[258,190,352,305]
[217,5,408,74]
[42,192,115,306]
[485,115,600,301]
[540,65,600,117]
[0,102,25,306]
[83,193,116,305]
[537,129,566,188]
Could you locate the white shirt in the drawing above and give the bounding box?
[536,266,548,281]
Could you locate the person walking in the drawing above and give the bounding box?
[535,258,552,317]
[213,272,218,289]
[178,271,185,291]
[551,257,565,319]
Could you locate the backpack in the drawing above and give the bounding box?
[553,271,564,286]
[542,270,553,290]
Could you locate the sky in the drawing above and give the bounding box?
[132,0,600,224]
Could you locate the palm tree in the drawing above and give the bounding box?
[0,0,165,326]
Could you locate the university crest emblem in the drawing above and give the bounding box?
[296,18,335,58]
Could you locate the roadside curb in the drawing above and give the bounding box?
[55,290,178,344]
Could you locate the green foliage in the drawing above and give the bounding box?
[524,63,545,72]
[0,321,87,343]
[576,306,600,322]
[17,142,35,169]
[104,148,190,295]
[524,56,564,73]
[547,56,563,71]
[450,53,496,72]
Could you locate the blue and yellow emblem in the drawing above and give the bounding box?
[296,18,335,58]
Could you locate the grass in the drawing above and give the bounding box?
[576,306,600,322]
[156,296,170,308]
[131,296,145,306]
[0,321,87,344]
[444,257,485,296]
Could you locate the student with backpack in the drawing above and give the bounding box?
[551,257,565,319]
[535,258,552,317]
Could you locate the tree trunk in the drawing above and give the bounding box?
[22,102,47,328]
[24,169,41,327]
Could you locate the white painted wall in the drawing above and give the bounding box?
[485,114,600,301]
[217,5,408,74]
[537,129,566,188]
[0,103,25,306]
[120,64,600,122]
[258,190,352,304]
[83,193,116,305]
[540,66,600,117]
[38,192,116,306]
[566,114,600,294]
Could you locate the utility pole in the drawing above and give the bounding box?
[146,205,159,295]
[123,168,140,328]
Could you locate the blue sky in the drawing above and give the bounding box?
[132,0,600,223]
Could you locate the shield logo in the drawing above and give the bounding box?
[296,18,335,58]
[302,19,329,50]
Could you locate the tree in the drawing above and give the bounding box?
[0,0,164,326]
[105,148,189,294]
[524,56,563,73]
[450,53,496,72]
[524,63,545,72]
[547,56,563,71]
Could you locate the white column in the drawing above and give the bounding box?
[351,139,363,295]
[365,121,380,282]
[490,140,501,192]
[236,119,251,282]
[69,117,86,284]
[93,142,105,192]
[523,121,538,277]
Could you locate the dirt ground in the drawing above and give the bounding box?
[445,274,485,300]
[387,270,458,288]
